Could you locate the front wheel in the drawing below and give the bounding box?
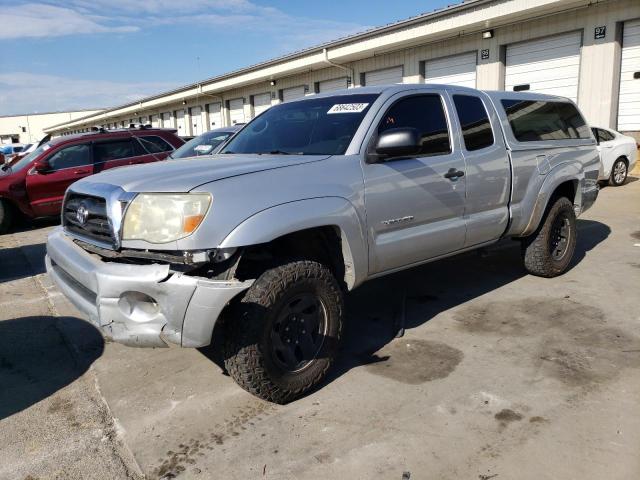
[223,260,343,404]
[522,196,577,278]
[609,158,628,186]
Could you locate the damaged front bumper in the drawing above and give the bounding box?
[45,227,252,348]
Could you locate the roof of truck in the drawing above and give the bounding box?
[296,83,571,103]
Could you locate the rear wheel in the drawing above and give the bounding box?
[223,260,343,404]
[522,196,577,278]
[0,200,14,234]
[609,158,628,186]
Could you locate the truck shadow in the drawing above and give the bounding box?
[324,218,611,390]
[0,316,103,420]
[0,243,47,284]
[205,219,610,400]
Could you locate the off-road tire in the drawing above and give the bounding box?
[522,196,577,278]
[0,200,14,234]
[223,260,343,404]
[609,158,628,186]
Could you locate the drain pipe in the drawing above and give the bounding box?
[322,48,354,87]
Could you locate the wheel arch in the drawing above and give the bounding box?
[517,164,582,238]
[218,197,368,290]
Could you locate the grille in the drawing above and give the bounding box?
[63,193,115,247]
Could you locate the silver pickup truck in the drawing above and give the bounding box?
[46,84,599,403]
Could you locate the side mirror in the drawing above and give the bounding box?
[34,159,51,173]
[370,128,421,162]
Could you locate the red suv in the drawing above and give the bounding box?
[0,127,184,232]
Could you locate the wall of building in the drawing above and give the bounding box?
[0,110,103,144]
[49,0,640,137]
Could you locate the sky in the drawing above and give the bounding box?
[0,0,454,115]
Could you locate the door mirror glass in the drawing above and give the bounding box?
[34,159,51,173]
[373,127,421,160]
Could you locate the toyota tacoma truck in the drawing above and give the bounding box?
[46,84,599,403]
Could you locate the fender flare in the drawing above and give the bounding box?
[219,197,368,289]
[519,163,582,237]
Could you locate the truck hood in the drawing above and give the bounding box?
[78,154,330,192]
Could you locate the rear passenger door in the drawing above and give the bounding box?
[451,93,511,246]
[92,137,154,174]
[362,92,467,274]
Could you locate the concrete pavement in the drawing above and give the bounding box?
[1,177,639,479]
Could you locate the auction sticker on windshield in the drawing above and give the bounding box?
[327,103,369,114]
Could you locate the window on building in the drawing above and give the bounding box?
[378,94,451,156]
[47,144,91,170]
[501,100,590,142]
[453,95,494,151]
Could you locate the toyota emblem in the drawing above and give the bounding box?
[76,204,89,225]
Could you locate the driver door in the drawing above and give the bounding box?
[362,92,467,274]
[26,143,93,217]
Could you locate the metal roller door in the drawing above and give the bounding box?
[175,110,186,135]
[161,112,172,128]
[191,106,203,135]
[364,66,403,86]
[505,31,582,102]
[252,93,272,116]
[282,86,306,102]
[140,116,148,125]
[618,19,640,131]
[206,103,221,129]
[318,77,348,93]
[229,98,245,125]
[424,52,476,87]
[150,115,159,128]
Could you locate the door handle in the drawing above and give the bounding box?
[73,169,90,175]
[444,168,465,180]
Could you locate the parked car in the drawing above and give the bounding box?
[591,126,638,186]
[46,85,599,403]
[169,125,243,160]
[0,144,26,162]
[0,127,184,232]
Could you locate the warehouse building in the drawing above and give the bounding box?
[0,109,103,145]
[45,0,640,140]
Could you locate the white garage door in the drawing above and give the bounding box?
[161,112,172,128]
[253,93,272,116]
[140,116,149,125]
[505,31,582,102]
[318,77,348,93]
[190,106,203,135]
[364,66,403,86]
[150,115,159,128]
[229,98,245,125]
[175,110,186,135]
[618,19,640,131]
[424,52,477,87]
[206,103,222,129]
[282,86,306,102]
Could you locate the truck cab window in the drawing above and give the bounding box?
[453,95,494,151]
[378,94,451,156]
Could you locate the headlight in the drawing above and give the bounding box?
[122,193,211,243]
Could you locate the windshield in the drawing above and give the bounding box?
[171,130,235,159]
[221,94,379,155]
[3,144,47,172]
